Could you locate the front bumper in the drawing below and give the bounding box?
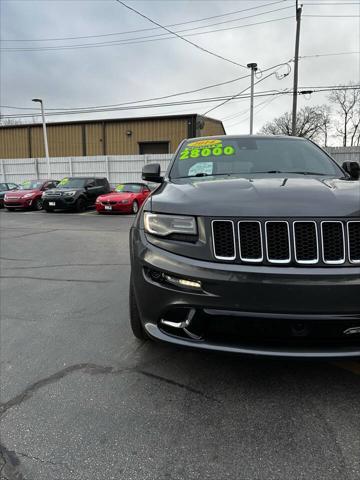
[96,203,132,213]
[131,228,360,358]
[4,198,34,209]
[43,196,76,210]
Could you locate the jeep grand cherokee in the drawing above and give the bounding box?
[129,135,360,358]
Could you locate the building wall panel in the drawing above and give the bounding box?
[0,127,29,158]
[85,123,104,156]
[0,116,225,159]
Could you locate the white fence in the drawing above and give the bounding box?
[326,147,360,165]
[0,147,359,184]
[0,154,173,184]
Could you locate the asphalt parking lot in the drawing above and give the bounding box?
[0,209,359,480]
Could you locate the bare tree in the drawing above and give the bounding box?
[328,83,360,146]
[259,105,330,144]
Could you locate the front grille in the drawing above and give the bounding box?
[265,221,291,263]
[211,219,359,266]
[294,221,318,263]
[47,191,62,196]
[102,201,117,205]
[348,222,360,263]
[321,222,345,264]
[211,220,236,260]
[238,221,263,262]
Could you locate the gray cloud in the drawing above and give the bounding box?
[1,0,359,143]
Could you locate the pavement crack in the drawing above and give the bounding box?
[0,443,25,480]
[137,370,219,402]
[0,363,115,418]
[15,451,74,474]
[4,263,130,270]
[3,229,59,239]
[0,276,112,284]
[0,257,33,262]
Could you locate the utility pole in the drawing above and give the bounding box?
[32,98,50,177]
[291,0,302,136]
[247,62,258,135]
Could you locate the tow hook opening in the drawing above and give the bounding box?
[160,308,203,340]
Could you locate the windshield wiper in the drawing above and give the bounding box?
[174,173,232,179]
[252,170,328,175]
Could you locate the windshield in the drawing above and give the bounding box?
[170,137,343,179]
[115,184,142,193]
[18,180,43,190]
[57,178,86,189]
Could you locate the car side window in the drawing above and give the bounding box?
[8,183,18,190]
[86,180,96,188]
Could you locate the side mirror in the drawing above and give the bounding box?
[342,161,360,180]
[142,163,163,183]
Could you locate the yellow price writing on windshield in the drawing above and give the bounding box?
[179,145,235,160]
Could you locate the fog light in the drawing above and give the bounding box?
[164,275,201,289]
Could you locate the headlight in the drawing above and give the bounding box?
[64,191,76,197]
[119,199,130,204]
[144,212,197,237]
[23,193,35,198]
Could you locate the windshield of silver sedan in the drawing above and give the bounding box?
[170,137,343,179]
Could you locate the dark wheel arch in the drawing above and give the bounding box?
[129,275,147,340]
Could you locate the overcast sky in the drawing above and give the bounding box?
[0,0,359,142]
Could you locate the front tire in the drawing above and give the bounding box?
[33,198,43,211]
[132,200,139,214]
[129,276,147,340]
[75,197,86,213]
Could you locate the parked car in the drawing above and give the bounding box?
[129,135,360,358]
[0,182,19,208]
[42,177,110,212]
[96,183,151,214]
[4,180,59,211]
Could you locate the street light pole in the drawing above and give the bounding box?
[247,62,258,135]
[32,98,50,177]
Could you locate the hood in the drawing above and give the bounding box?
[98,192,134,201]
[5,189,39,198]
[150,176,360,217]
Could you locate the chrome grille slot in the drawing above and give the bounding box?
[238,221,263,262]
[212,220,236,260]
[321,221,345,264]
[265,221,291,263]
[348,221,360,263]
[293,221,318,264]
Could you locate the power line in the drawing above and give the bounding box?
[1,16,294,53]
[300,51,360,59]
[1,73,253,111]
[1,0,290,42]
[304,14,360,17]
[1,85,358,120]
[114,0,249,69]
[204,70,276,115]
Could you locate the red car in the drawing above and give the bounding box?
[4,179,59,211]
[96,183,150,214]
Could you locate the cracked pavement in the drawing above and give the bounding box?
[0,210,360,480]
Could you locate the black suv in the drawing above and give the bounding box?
[129,135,360,358]
[42,177,110,212]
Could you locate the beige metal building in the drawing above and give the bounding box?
[0,114,225,159]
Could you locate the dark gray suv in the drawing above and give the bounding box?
[129,135,360,358]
